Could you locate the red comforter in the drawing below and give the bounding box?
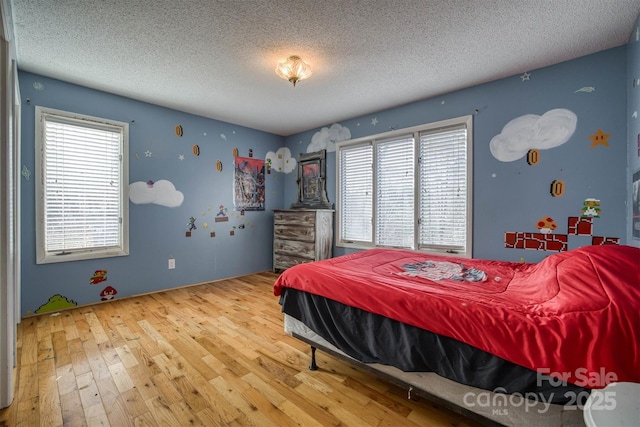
[274,245,640,388]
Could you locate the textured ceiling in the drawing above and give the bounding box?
[7,0,640,136]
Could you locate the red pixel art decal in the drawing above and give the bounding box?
[568,217,593,236]
[592,236,620,246]
[505,232,568,251]
[505,214,619,252]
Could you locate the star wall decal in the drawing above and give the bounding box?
[520,72,531,81]
[371,117,378,126]
[589,129,611,149]
[178,154,185,160]
[144,150,152,157]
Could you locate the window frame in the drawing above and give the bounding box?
[375,133,416,249]
[336,141,374,245]
[335,115,473,257]
[35,106,129,264]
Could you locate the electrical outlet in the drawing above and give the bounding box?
[168,258,175,269]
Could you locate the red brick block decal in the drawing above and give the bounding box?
[592,236,620,246]
[505,232,524,249]
[507,213,619,253]
[505,232,567,251]
[568,216,593,236]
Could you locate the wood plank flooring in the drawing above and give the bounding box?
[0,271,480,426]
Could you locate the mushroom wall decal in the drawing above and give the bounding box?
[536,217,558,234]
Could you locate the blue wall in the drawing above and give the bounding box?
[20,42,634,315]
[284,47,629,262]
[628,15,640,248]
[19,72,286,316]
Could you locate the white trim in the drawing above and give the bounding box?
[335,115,473,257]
[0,9,18,407]
[35,106,129,264]
[0,0,12,42]
[335,141,375,250]
[12,58,20,326]
[465,115,473,258]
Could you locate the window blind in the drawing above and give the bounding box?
[418,125,467,252]
[43,116,123,253]
[339,144,373,242]
[376,136,414,248]
[336,115,471,256]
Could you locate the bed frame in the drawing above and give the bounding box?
[284,314,586,427]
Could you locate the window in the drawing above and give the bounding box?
[35,106,129,264]
[336,115,472,257]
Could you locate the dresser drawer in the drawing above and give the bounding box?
[274,253,312,270]
[273,209,333,272]
[274,224,315,241]
[274,239,315,259]
[274,211,316,226]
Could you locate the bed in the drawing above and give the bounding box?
[273,244,640,426]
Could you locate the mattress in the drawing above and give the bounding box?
[279,287,588,404]
[283,314,586,427]
[274,245,640,388]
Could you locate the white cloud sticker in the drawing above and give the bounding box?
[129,179,184,207]
[265,147,296,174]
[490,109,577,162]
[307,123,351,153]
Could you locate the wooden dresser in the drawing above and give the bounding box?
[273,209,334,271]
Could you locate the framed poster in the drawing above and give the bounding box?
[234,156,265,211]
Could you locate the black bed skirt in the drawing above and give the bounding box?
[279,287,589,405]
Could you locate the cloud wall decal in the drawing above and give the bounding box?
[307,123,351,153]
[265,147,296,174]
[129,179,184,207]
[490,109,577,162]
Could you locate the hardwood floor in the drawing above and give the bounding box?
[0,271,480,426]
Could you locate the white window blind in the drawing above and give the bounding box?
[336,115,472,256]
[339,144,373,243]
[36,107,129,264]
[419,125,468,252]
[376,136,414,248]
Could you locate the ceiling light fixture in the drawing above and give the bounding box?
[275,56,312,87]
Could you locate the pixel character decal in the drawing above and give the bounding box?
[581,198,601,218]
